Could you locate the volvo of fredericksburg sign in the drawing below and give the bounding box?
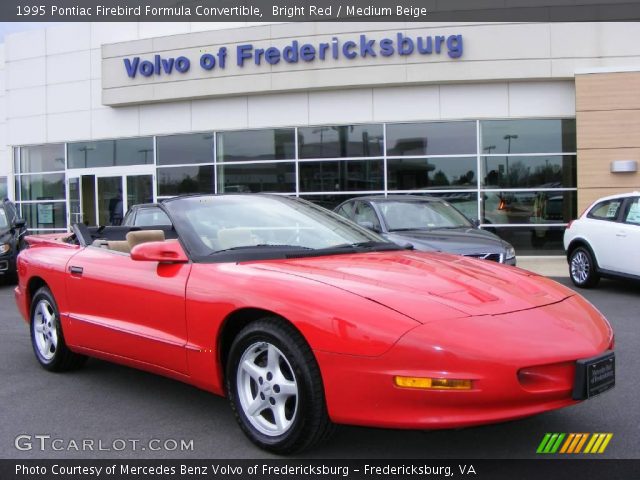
[101,25,468,106]
[122,33,463,78]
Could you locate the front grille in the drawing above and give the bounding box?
[463,253,503,263]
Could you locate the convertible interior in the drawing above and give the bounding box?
[70,224,179,254]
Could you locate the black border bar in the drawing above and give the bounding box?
[2,459,640,480]
[2,0,640,22]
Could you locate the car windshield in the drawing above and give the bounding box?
[164,195,396,259]
[376,200,473,231]
[0,207,8,229]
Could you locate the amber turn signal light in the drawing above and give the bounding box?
[394,376,473,390]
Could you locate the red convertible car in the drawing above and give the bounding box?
[15,195,615,453]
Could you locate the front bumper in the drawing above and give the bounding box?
[0,253,16,275]
[316,295,611,429]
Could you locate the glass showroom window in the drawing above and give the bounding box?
[216,128,296,194]
[298,124,383,158]
[68,137,154,169]
[157,165,214,197]
[479,119,577,255]
[14,144,67,231]
[218,162,296,193]
[0,177,7,199]
[157,132,214,166]
[384,121,480,221]
[386,121,477,156]
[217,129,295,162]
[299,159,384,192]
[156,132,215,198]
[298,124,385,208]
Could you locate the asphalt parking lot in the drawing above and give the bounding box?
[0,276,638,460]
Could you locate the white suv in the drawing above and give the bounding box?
[564,192,640,288]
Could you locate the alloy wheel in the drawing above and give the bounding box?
[236,341,299,436]
[33,299,58,361]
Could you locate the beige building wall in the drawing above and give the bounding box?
[576,71,640,212]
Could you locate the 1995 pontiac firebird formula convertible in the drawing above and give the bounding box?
[15,195,615,453]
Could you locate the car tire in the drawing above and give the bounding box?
[30,286,87,371]
[226,317,334,454]
[569,246,600,288]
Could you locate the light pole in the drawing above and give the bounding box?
[483,145,495,185]
[503,134,518,182]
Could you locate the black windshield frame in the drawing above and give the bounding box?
[162,194,400,263]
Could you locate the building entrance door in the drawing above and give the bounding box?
[67,167,155,227]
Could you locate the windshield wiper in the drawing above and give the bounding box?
[209,244,313,255]
[288,241,402,258]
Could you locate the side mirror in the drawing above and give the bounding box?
[14,218,26,229]
[131,240,188,263]
[471,219,480,228]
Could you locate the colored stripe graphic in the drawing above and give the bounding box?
[559,433,575,453]
[584,433,614,454]
[598,433,614,453]
[537,433,613,454]
[536,433,552,453]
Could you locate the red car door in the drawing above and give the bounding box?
[63,246,191,374]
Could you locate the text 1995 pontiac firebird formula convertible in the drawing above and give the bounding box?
[15,195,615,453]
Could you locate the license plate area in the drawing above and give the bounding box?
[572,351,615,400]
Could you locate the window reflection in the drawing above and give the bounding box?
[21,202,67,229]
[481,155,576,188]
[20,144,65,173]
[386,121,476,156]
[68,138,154,168]
[481,119,576,154]
[0,177,7,199]
[489,226,567,255]
[157,133,213,165]
[299,160,383,192]
[217,129,295,162]
[298,125,383,158]
[218,163,295,193]
[20,173,66,201]
[480,190,576,225]
[387,157,477,190]
[157,165,214,196]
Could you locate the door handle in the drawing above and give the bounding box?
[69,266,83,275]
[615,231,627,237]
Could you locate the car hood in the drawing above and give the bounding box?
[250,251,574,321]
[384,227,507,254]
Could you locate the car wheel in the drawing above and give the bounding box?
[226,318,333,454]
[30,287,87,371]
[569,247,600,288]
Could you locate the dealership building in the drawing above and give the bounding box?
[0,21,639,254]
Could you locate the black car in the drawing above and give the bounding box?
[335,195,516,265]
[0,199,27,281]
[122,203,172,227]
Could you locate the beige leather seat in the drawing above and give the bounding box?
[217,228,253,250]
[126,230,166,250]
[106,241,131,253]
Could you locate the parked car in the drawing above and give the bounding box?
[0,199,27,282]
[122,203,172,227]
[334,195,516,265]
[564,191,640,287]
[17,194,615,453]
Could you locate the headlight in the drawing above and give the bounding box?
[505,246,516,260]
[0,243,10,254]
